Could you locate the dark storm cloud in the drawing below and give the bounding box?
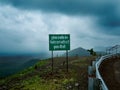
[0,0,116,15]
[1,0,120,31]
[0,0,120,54]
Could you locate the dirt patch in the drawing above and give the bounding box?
[114,61,120,83]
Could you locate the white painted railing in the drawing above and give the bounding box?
[95,54,116,90]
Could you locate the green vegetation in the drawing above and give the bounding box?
[88,48,96,56]
[0,56,96,90]
[21,75,59,90]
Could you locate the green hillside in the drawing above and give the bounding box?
[0,56,96,90]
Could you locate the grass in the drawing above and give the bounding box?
[0,60,48,84]
[0,56,96,90]
[21,75,60,90]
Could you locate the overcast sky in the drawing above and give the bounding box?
[0,0,120,54]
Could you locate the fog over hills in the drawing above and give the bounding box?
[0,55,42,78]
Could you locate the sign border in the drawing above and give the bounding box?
[49,34,70,51]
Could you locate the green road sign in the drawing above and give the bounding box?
[49,34,70,51]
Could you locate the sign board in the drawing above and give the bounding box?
[49,34,70,51]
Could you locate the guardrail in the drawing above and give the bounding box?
[95,53,120,90]
[88,45,120,90]
[95,55,110,90]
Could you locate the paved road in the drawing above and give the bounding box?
[99,56,120,90]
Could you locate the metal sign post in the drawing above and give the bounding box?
[51,51,53,73]
[49,34,70,73]
[66,50,68,72]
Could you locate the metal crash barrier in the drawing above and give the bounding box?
[88,45,120,90]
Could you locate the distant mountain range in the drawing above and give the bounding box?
[0,46,110,78]
[0,47,91,78]
[93,46,109,55]
[0,55,40,78]
[95,51,106,56]
[93,46,113,52]
[63,47,91,57]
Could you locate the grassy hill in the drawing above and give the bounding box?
[0,56,40,78]
[0,56,96,90]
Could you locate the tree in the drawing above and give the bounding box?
[87,48,96,56]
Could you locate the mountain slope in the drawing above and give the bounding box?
[0,56,39,78]
[63,47,90,57]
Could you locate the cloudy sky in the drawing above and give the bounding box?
[0,0,120,54]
